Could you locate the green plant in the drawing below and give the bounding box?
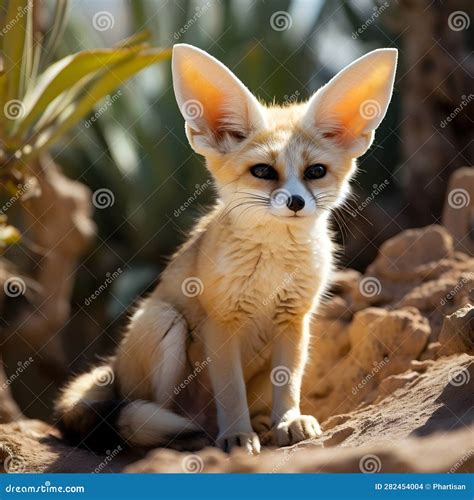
[0,0,170,245]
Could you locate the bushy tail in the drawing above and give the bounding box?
[55,367,201,450]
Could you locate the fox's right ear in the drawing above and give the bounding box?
[172,44,266,156]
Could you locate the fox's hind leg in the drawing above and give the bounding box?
[114,299,189,404]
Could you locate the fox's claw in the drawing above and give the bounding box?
[217,431,261,455]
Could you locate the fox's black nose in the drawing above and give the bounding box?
[287,195,305,213]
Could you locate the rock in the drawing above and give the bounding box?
[369,225,453,282]
[442,167,474,256]
[0,356,471,473]
[0,226,473,473]
[438,304,474,355]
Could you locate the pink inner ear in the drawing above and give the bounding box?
[180,60,224,129]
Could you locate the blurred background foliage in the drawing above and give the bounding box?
[1,0,471,419]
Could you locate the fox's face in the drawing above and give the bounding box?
[172,45,397,226]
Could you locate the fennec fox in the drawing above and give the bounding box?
[56,44,397,454]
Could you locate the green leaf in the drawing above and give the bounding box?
[17,46,150,135]
[3,0,30,101]
[26,48,171,161]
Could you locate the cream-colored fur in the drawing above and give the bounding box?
[56,44,397,454]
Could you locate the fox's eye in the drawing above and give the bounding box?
[250,164,278,180]
[304,164,327,180]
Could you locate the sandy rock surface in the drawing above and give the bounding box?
[0,225,472,473]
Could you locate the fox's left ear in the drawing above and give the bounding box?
[172,44,266,156]
[304,49,397,157]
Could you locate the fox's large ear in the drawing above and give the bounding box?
[172,44,266,156]
[303,49,397,157]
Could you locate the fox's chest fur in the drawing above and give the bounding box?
[156,208,333,372]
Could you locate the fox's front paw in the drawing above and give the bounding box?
[275,415,322,446]
[217,431,261,455]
